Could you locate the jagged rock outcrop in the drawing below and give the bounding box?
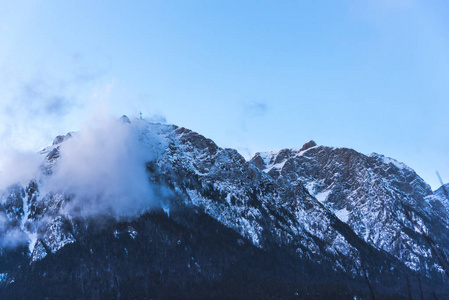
[250,144,449,276]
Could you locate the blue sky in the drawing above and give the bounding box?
[0,0,448,189]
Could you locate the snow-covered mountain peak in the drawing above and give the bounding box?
[52,132,74,146]
[299,140,317,152]
[249,143,446,273]
[2,119,449,298]
[250,140,320,173]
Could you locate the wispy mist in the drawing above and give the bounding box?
[0,211,29,248]
[0,150,41,191]
[44,116,164,217]
[1,228,29,249]
[0,113,169,249]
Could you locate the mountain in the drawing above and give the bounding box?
[0,118,448,299]
[249,143,449,276]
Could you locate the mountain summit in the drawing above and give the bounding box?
[0,117,448,299]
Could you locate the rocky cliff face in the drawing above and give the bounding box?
[249,143,449,276]
[0,118,448,299]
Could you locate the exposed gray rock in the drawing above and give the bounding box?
[250,144,448,274]
[299,140,317,152]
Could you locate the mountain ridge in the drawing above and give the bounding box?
[0,117,448,299]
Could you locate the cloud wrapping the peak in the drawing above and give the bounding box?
[44,117,162,217]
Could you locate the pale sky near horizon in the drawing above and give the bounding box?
[0,0,448,189]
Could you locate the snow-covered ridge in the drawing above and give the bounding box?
[369,152,412,171]
[251,140,319,173]
[1,116,449,280]
[249,141,447,274]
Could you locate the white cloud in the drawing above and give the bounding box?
[1,228,29,248]
[43,116,164,217]
[0,150,41,191]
